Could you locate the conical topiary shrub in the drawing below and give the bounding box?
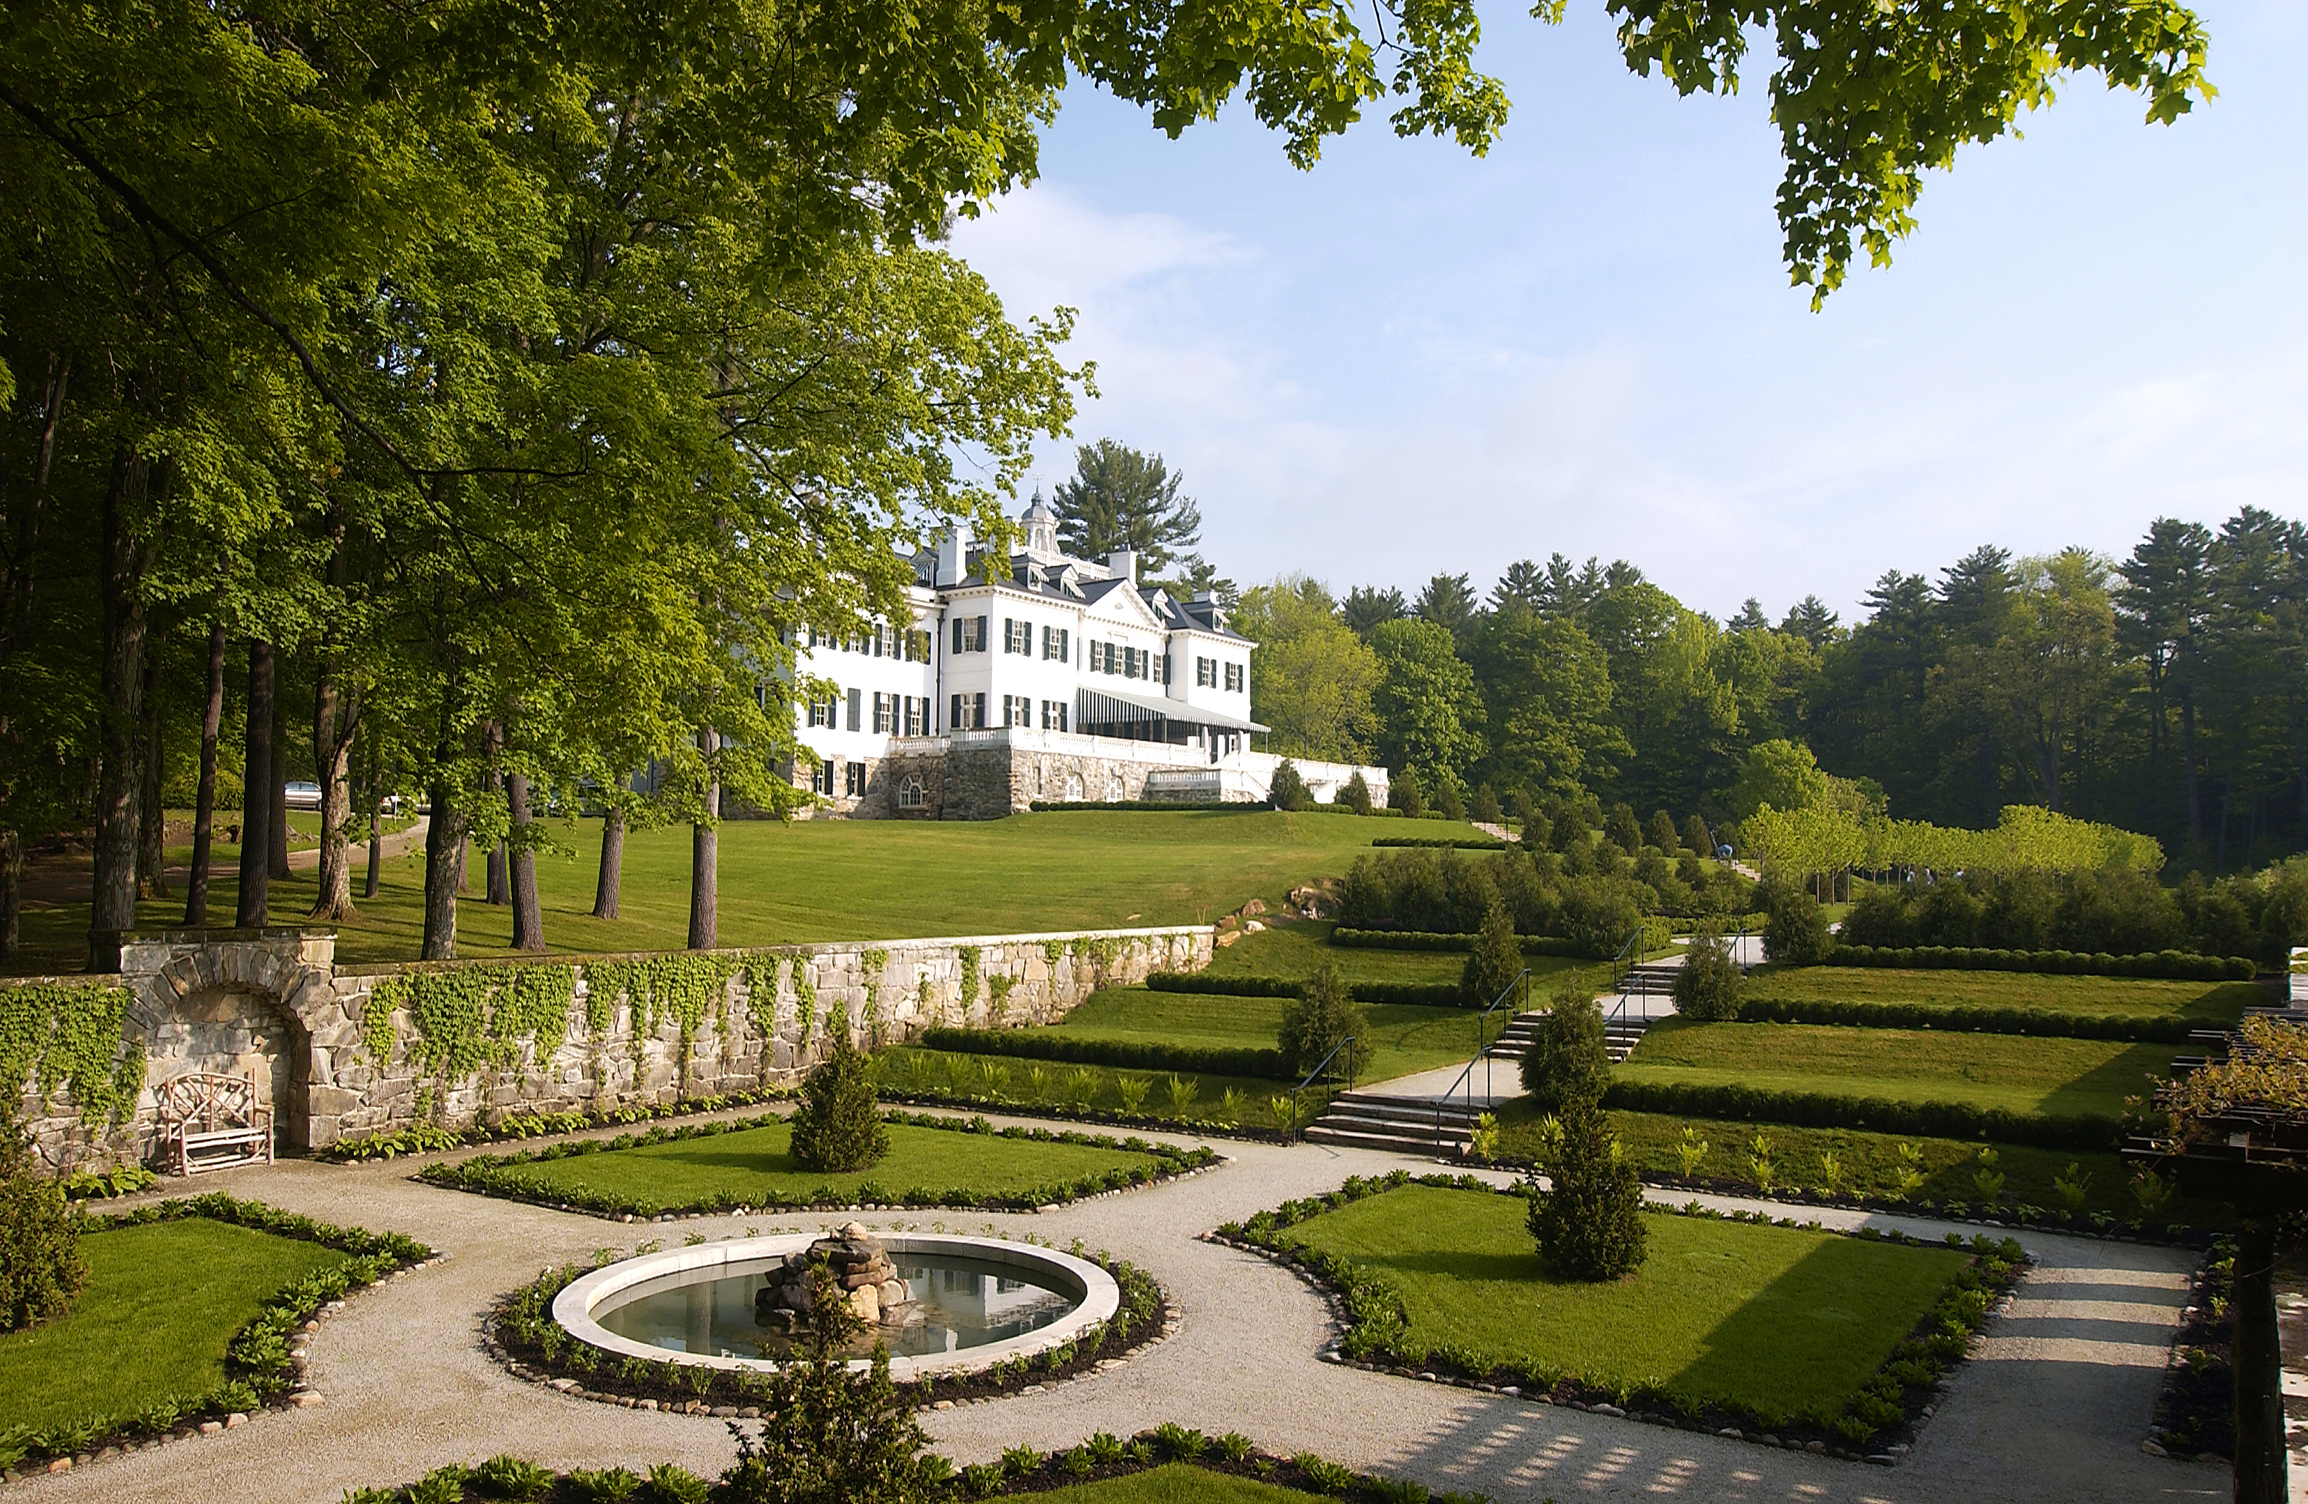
[789,1032,889,1172]
[1527,1095,1648,1281]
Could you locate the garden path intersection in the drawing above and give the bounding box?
[9,1108,2217,1504]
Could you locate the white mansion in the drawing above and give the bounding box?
[787,498,1388,819]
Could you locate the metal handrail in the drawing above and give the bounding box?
[1431,967,1532,1147]
[1288,1034,1359,1144]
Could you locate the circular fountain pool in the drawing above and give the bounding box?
[552,1233,1119,1378]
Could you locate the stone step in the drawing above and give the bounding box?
[1301,1123,1467,1156]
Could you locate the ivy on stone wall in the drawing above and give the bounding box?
[366,963,579,1098]
[989,973,1018,1021]
[360,986,395,1067]
[1042,939,1066,967]
[958,945,982,1018]
[0,980,145,1129]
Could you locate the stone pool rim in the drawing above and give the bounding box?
[552,1232,1121,1379]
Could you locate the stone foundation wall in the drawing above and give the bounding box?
[13,923,1212,1169]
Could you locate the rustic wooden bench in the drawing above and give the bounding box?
[155,1072,275,1176]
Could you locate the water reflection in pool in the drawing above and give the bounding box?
[594,1251,1076,1360]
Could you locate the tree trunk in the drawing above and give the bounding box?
[135,642,168,898]
[309,674,359,920]
[2182,693,2203,844]
[507,771,544,951]
[184,623,225,925]
[268,692,290,880]
[89,446,150,972]
[420,780,463,960]
[363,739,383,900]
[236,640,274,927]
[2234,1217,2286,1504]
[483,725,509,904]
[689,728,719,950]
[1,355,67,652]
[0,830,20,962]
[593,806,625,920]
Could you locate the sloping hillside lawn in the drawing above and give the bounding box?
[1616,1018,2180,1120]
[1745,966,2260,1025]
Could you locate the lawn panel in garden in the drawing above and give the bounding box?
[465,1119,1168,1213]
[1619,1018,2181,1120]
[9,809,1430,973]
[1047,988,1506,1083]
[1745,966,2260,1025]
[1200,921,1582,989]
[0,1219,350,1434]
[1277,1184,1968,1420]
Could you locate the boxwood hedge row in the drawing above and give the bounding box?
[917,1026,1290,1080]
[1144,972,1472,1008]
[1369,835,1509,851]
[1731,995,2202,1042]
[1821,944,2255,982]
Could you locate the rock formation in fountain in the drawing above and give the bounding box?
[755,1222,917,1333]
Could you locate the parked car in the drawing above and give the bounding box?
[283,780,324,811]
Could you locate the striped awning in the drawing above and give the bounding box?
[1076,685,1267,734]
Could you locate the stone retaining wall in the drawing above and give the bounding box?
[12,923,1212,1168]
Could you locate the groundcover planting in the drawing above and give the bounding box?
[422,1112,1211,1216]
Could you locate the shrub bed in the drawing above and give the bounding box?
[417,1110,1219,1217]
[324,1085,793,1162]
[1214,1170,2026,1458]
[487,1245,1171,1414]
[1732,995,2200,1042]
[0,1195,431,1472]
[1601,1079,2122,1150]
[919,1026,1288,1080]
[1824,944,2256,982]
[1369,836,1509,851]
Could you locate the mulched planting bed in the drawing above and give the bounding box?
[487,1239,1172,1412]
[1217,1171,2028,1462]
[417,1109,1218,1217]
[0,1195,432,1476]
[2145,1240,2236,1464]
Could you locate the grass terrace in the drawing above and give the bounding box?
[1617,1018,2181,1121]
[425,1116,1185,1216]
[0,1218,348,1437]
[873,1049,1309,1129]
[1745,965,2262,1026]
[1275,1183,1969,1423]
[9,809,1441,973]
[1047,988,1508,1082]
[1200,920,1583,989]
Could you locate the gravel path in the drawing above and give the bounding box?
[7,1121,2219,1504]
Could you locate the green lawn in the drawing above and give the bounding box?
[1745,965,2261,1025]
[11,809,1442,973]
[1203,919,1587,991]
[872,1048,1312,1128]
[0,1219,349,1434]
[1027,1465,1330,1504]
[1490,1103,2225,1224]
[1277,1184,1967,1422]
[1618,1018,2180,1119]
[1046,988,1504,1084]
[468,1120,1170,1213]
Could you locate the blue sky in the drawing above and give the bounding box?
[947,0,2307,626]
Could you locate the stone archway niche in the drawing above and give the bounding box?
[148,985,307,1153]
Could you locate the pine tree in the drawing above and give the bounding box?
[790,1034,889,1171]
[1527,1095,1648,1281]
[1462,899,1525,1006]
[1434,778,1466,822]
[1269,759,1312,811]
[1471,783,1502,826]
[1518,976,1608,1110]
[1339,770,1374,816]
[1279,964,1369,1081]
[1394,767,1427,818]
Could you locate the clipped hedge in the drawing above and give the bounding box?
[918,1026,1287,1080]
[1026,799,1270,813]
[1822,944,2256,982]
[1144,972,1473,1009]
[1331,927,1596,957]
[1733,995,2201,1043]
[1369,835,1509,851]
[1601,1079,2122,1150]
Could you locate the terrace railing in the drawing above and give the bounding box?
[1432,967,1533,1143]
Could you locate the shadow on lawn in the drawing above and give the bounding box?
[2035,1042,2187,1118]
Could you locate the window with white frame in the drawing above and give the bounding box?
[872,692,894,734]
[1042,625,1069,661]
[807,690,839,728]
[811,759,835,795]
[952,615,988,653]
[1225,662,1244,692]
[1040,699,1068,732]
[904,696,926,736]
[1003,694,1032,727]
[1196,656,1216,688]
[950,692,986,730]
[899,775,927,809]
[844,761,866,797]
[905,628,932,662]
[1003,618,1033,654]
